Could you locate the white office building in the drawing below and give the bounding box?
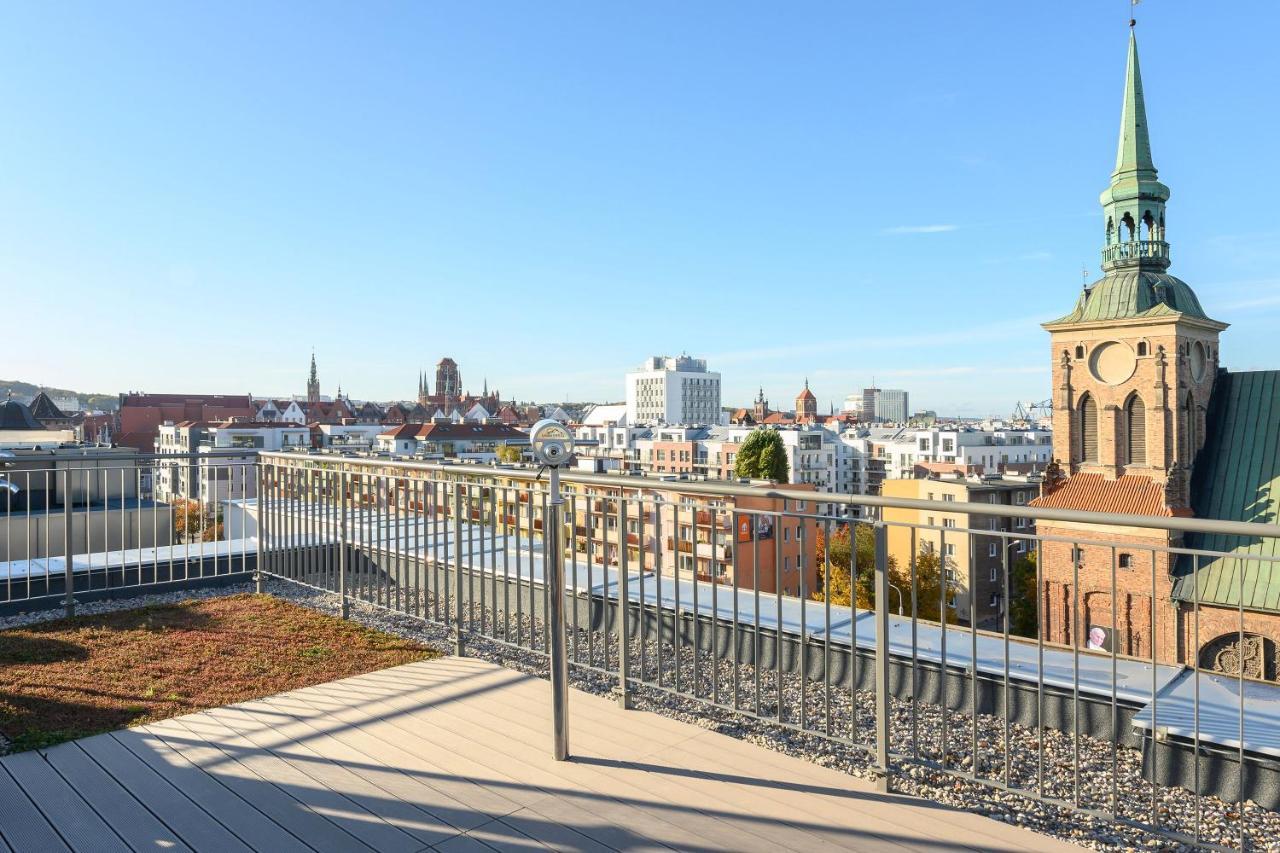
[625,356,721,425]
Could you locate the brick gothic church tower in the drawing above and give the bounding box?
[1032,28,1228,663]
[795,379,818,423]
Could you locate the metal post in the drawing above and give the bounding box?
[339,470,350,619]
[616,497,631,709]
[63,468,75,618]
[254,460,264,594]
[453,484,466,656]
[547,465,570,760]
[874,522,891,792]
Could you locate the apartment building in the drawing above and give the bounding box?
[881,474,1039,628]
[867,426,1053,481]
[625,356,721,426]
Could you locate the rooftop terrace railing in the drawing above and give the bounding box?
[5,447,1280,849]
[249,451,1280,850]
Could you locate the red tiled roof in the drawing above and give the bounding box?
[379,423,423,439]
[1029,472,1190,517]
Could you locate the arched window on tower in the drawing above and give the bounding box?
[1075,345,1085,360]
[1106,217,1115,245]
[1142,210,1155,241]
[1121,212,1136,241]
[1125,394,1147,465]
[1079,394,1099,463]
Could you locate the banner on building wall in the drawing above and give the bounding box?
[736,514,774,543]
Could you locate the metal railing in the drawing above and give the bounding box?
[253,451,1280,851]
[1102,238,1171,266]
[1,450,260,615]
[8,446,1279,849]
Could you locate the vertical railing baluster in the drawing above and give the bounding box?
[617,496,631,709]
[874,521,891,792]
[63,468,75,618]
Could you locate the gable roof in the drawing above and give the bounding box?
[1172,371,1280,612]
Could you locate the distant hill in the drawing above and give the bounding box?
[0,379,118,412]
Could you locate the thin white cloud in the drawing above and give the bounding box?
[1219,294,1280,311]
[880,224,958,235]
[710,315,1046,366]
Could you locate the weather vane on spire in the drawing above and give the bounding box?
[1130,0,1139,29]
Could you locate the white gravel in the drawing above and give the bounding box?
[5,579,1278,851]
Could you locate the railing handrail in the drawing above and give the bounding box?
[1,449,259,464]
[257,450,1280,540]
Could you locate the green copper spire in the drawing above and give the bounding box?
[1113,30,1155,180]
[1047,26,1225,331]
[1100,28,1170,273]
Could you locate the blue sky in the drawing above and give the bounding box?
[3,3,1278,416]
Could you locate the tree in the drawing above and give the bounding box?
[495,445,522,464]
[1008,550,1039,638]
[814,526,954,624]
[733,429,789,482]
[172,499,223,543]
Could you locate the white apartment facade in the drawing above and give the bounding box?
[868,425,1053,480]
[625,356,721,425]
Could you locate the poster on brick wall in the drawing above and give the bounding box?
[1086,624,1114,653]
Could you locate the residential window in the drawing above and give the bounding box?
[988,543,998,558]
[944,543,956,557]
[943,494,955,502]
[943,518,956,528]
[990,566,998,581]
[1118,553,1133,569]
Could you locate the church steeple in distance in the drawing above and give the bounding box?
[307,352,320,404]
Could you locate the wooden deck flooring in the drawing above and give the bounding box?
[0,656,1079,851]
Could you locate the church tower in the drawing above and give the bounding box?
[795,379,817,423]
[1044,27,1226,508]
[753,388,769,423]
[306,353,320,404]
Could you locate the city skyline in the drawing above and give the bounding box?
[3,4,1278,415]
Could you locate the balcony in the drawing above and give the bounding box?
[1101,238,1171,268]
[2,449,1279,849]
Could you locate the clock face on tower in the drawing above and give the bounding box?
[1088,341,1138,385]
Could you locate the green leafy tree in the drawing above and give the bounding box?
[495,445,522,463]
[1008,550,1039,637]
[733,429,789,482]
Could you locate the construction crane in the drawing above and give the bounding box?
[1011,399,1052,424]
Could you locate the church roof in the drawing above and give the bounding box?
[1031,472,1183,517]
[28,391,69,421]
[1172,371,1280,612]
[1047,269,1216,326]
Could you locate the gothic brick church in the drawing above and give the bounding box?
[1032,28,1280,681]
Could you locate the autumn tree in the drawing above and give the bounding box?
[495,445,522,463]
[814,525,955,623]
[733,429,789,482]
[173,499,223,543]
